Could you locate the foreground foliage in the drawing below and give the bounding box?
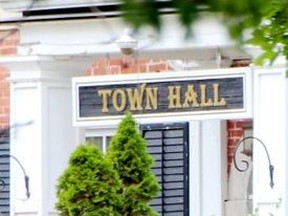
[55,145,122,216]
[107,113,160,216]
[121,0,288,63]
[248,1,288,64]
[56,113,159,215]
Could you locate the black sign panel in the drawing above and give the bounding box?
[77,77,243,118]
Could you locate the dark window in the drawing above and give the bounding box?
[141,123,189,216]
[0,135,10,216]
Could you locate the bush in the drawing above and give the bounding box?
[107,113,160,216]
[55,144,122,216]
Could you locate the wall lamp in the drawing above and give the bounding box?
[115,28,138,55]
[0,153,30,198]
[233,136,274,189]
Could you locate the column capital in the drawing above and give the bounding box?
[0,55,95,83]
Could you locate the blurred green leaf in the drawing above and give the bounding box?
[120,0,288,64]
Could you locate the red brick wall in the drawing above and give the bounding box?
[86,57,170,75]
[227,120,252,175]
[0,29,19,131]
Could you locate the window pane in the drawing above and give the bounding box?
[86,137,103,151]
[105,136,113,151]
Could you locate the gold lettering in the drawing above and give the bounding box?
[183,85,199,108]
[112,89,126,111]
[98,89,112,112]
[168,86,182,108]
[145,87,158,110]
[126,84,146,111]
[213,83,226,106]
[200,84,213,107]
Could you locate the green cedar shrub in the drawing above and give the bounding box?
[55,144,122,216]
[107,113,160,216]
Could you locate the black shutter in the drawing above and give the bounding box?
[0,135,10,216]
[141,123,189,216]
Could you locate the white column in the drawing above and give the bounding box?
[190,120,227,216]
[0,55,93,216]
[253,66,287,215]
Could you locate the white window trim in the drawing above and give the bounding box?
[82,127,117,153]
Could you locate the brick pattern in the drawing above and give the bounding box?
[86,57,170,75]
[227,120,252,176]
[0,29,19,131]
[0,30,19,56]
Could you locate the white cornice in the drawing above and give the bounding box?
[18,44,251,62]
[0,55,95,83]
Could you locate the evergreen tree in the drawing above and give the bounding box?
[107,113,160,216]
[55,144,122,216]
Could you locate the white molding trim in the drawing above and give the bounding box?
[189,121,202,216]
[0,55,92,83]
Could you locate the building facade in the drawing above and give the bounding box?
[0,1,287,216]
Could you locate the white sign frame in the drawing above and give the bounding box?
[72,67,253,127]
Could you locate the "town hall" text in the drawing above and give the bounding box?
[97,83,227,113]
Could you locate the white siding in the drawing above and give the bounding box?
[0,0,117,11]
